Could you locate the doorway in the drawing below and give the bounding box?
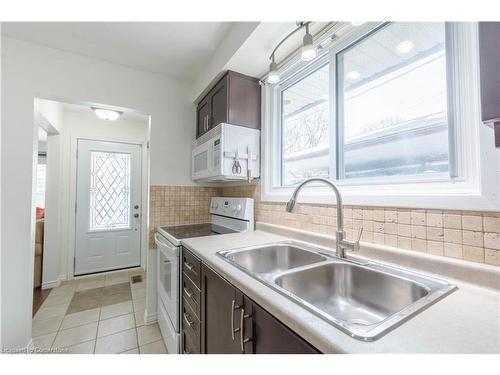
[75,139,142,275]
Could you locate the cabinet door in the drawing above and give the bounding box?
[201,264,243,354]
[252,301,320,354]
[196,97,210,138]
[209,76,228,130]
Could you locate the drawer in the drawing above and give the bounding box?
[182,297,200,350]
[182,273,201,318]
[183,331,199,354]
[182,248,201,288]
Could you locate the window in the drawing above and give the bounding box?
[36,155,47,208]
[281,63,330,186]
[337,23,449,179]
[263,22,499,211]
[278,22,451,186]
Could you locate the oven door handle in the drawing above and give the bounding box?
[155,233,179,257]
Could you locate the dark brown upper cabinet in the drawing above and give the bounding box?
[478,22,500,148]
[196,71,261,138]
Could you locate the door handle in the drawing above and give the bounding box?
[231,299,241,341]
[240,309,252,353]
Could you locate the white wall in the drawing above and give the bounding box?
[0,36,195,349]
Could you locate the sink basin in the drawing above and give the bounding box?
[218,243,327,280]
[217,241,456,341]
[275,262,430,331]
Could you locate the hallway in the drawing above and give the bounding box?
[31,268,165,354]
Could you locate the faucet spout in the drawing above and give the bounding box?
[285,178,361,258]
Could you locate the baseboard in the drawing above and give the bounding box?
[144,309,158,325]
[41,279,61,290]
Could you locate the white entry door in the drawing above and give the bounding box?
[75,139,142,275]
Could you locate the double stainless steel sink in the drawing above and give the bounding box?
[218,242,456,341]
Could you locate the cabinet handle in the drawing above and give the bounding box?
[183,287,194,299]
[183,312,194,328]
[184,261,195,273]
[240,309,252,353]
[231,299,241,340]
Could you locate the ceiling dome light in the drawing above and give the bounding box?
[396,40,415,54]
[92,108,122,121]
[346,70,361,81]
[267,60,280,84]
[300,24,317,61]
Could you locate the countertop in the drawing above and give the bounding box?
[181,228,500,354]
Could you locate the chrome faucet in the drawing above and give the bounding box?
[286,177,362,258]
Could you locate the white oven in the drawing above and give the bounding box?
[155,197,254,354]
[155,232,181,354]
[191,123,260,182]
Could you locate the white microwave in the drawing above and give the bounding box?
[192,123,260,182]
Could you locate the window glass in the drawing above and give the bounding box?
[337,22,449,179]
[281,63,330,186]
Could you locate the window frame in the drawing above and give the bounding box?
[277,53,331,187]
[261,22,500,211]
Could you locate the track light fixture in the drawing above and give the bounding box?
[266,22,317,85]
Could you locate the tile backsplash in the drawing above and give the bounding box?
[149,185,221,246]
[149,184,500,267]
[221,184,500,267]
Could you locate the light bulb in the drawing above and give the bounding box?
[301,30,316,61]
[396,40,415,54]
[92,108,121,121]
[346,71,361,81]
[267,60,280,84]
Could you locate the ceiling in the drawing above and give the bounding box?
[62,102,149,122]
[1,22,234,81]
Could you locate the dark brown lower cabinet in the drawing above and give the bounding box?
[194,259,320,354]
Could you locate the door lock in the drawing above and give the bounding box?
[134,213,139,218]
[134,205,139,209]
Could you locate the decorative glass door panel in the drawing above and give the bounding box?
[89,151,131,231]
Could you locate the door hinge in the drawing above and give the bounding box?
[73,257,76,271]
[147,141,150,149]
[75,202,77,213]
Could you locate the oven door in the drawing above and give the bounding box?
[155,233,180,332]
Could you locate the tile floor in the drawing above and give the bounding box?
[32,268,166,354]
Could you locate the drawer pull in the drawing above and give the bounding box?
[184,261,196,273]
[183,287,194,298]
[240,309,252,353]
[231,299,241,340]
[183,312,194,328]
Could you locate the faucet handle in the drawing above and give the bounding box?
[356,227,363,242]
[353,227,363,251]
